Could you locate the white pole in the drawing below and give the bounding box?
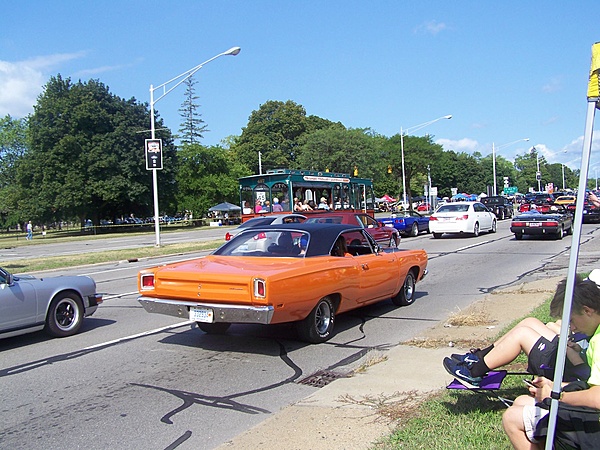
[544,99,596,450]
[492,142,497,196]
[148,47,240,247]
[400,127,407,206]
[399,115,451,209]
[149,85,161,247]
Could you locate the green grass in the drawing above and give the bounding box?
[374,300,553,449]
[2,240,222,273]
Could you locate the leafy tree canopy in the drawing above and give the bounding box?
[176,143,251,217]
[18,75,177,225]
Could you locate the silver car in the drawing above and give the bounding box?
[0,266,102,339]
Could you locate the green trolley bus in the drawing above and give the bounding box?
[239,169,375,221]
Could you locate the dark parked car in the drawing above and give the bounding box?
[583,201,600,223]
[510,210,573,240]
[481,196,514,220]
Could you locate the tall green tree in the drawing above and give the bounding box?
[296,127,381,178]
[232,100,341,173]
[178,77,208,145]
[0,115,29,227]
[176,144,250,217]
[514,148,541,193]
[233,100,308,173]
[19,75,177,225]
[382,134,444,204]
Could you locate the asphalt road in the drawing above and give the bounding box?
[1,219,600,449]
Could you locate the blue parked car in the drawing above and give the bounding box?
[378,211,430,237]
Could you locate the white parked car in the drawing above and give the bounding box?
[429,201,496,238]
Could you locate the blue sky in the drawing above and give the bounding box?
[1,1,599,172]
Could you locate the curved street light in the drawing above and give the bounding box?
[148,46,241,246]
[399,114,452,206]
[491,137,529,196]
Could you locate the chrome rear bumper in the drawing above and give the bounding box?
[138,296,274,325]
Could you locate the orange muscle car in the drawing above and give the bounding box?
[138,223,428,343]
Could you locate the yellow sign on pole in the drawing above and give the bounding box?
[588,42,600,101]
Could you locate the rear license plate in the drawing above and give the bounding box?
[189,307,214,323]
[528,222,542,227]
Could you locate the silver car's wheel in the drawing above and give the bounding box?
[490,220,497,233]
[45,292,84,337]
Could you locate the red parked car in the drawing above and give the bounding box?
[305,211,400,247]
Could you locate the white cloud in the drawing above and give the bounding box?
[436,137,478,152]
[74,57,143,77]
[414,20,448,35]
[0,52,85,118]
[542,76,562,93]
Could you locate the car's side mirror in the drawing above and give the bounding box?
[1,272,12,287]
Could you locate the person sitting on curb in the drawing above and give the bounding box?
[443,272,600,387]
[444,318,589,388]
[502,272,600,449]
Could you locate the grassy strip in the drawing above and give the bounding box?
[3,240,222,273]
[374,299,553,449]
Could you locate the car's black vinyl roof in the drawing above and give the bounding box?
[235,222,363,257]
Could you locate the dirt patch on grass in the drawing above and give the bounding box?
[404,277,562,351]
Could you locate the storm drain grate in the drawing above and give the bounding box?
[298,370,348,388]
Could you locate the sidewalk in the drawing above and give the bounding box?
[217,278,560,449]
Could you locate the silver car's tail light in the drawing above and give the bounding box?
[253,278,266,298]
[141,274,155,290]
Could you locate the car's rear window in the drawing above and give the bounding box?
[305,216,343,224]
[437,204,469,213]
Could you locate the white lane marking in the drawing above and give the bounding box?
[102,291,139,300]
[83,321,194,350]
[455,240,491,252]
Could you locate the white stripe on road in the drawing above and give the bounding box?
[83,320,194,350]
[102,291,139,300]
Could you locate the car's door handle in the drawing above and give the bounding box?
[361,263,369,270]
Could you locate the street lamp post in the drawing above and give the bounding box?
[149,46,240,246]
[534,148,542,192]
[491,138,529,196]
[399,114,452,207]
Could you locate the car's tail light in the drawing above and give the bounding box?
[254,278,266,298]
[141,274,155,290]
[429,216,438,221]
[513,221,526,227]
[254,232,267,240]
[456,215,469,220]
[546,221,559,227]
[225,232,232,241]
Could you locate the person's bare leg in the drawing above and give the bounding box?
[502,402,543,450]
[483,322,556,370]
